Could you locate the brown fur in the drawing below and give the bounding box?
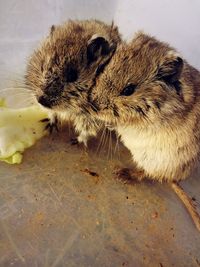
[90,32,200,182]
[25,19,121,144]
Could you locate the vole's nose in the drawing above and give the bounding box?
[38,95,52,108]
[91,97,108,111]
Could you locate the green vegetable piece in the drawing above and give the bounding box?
[0,98,49,164]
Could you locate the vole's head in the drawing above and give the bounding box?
[90,32,187,126]
[25,20,120,114]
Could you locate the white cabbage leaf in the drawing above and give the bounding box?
[0,99,49,164]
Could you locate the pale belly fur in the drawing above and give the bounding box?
[117,124,198,181]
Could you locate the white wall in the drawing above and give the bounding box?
[115,0,200,69]
[0,0,200,88]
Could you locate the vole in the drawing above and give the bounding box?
[90,32,200,231]
[25,19,121,145]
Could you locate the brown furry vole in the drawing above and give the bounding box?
[90,32,200,230]
[25,19,121,145]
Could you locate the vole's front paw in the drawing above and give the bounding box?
[70,138,79,145]
[40,116,59,134]
[77,134,88,147]
[70,133,88,147]
[114,167,145,184]
[114,167,134,184]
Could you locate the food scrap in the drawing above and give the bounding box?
[0,98,49,164]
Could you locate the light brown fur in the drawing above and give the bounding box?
[25,19,121,144]
[90,32,200,182]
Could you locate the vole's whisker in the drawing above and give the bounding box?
[109,129,114,160]
[2,93,34,99]
[0,88,33,93]
[3,93,35,100]
[107,130,111,160]
[11,97,36,107]
[114,135,118,154]
[96,126,106,155]
[102,128,109,152]
[114,133,121,160]
[108,130,111,160]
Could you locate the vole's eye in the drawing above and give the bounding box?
[120,84,137,96]
[63,67,78,83]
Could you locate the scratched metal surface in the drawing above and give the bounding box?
[0,127,200,267]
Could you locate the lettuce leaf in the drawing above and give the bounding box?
[0,99,49,164]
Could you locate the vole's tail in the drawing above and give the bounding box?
[171,181,200,232]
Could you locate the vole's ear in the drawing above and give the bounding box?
[87,35,115,65]
[50,25,56,35]
[157,52,183,83]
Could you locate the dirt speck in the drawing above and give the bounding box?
[113,246,119,252]
[28,211,45,232]
[80,168,101,184]
[151,211,158,219]
[34,194,38,201]
[82,168,99,177]
[87,194,96,200]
